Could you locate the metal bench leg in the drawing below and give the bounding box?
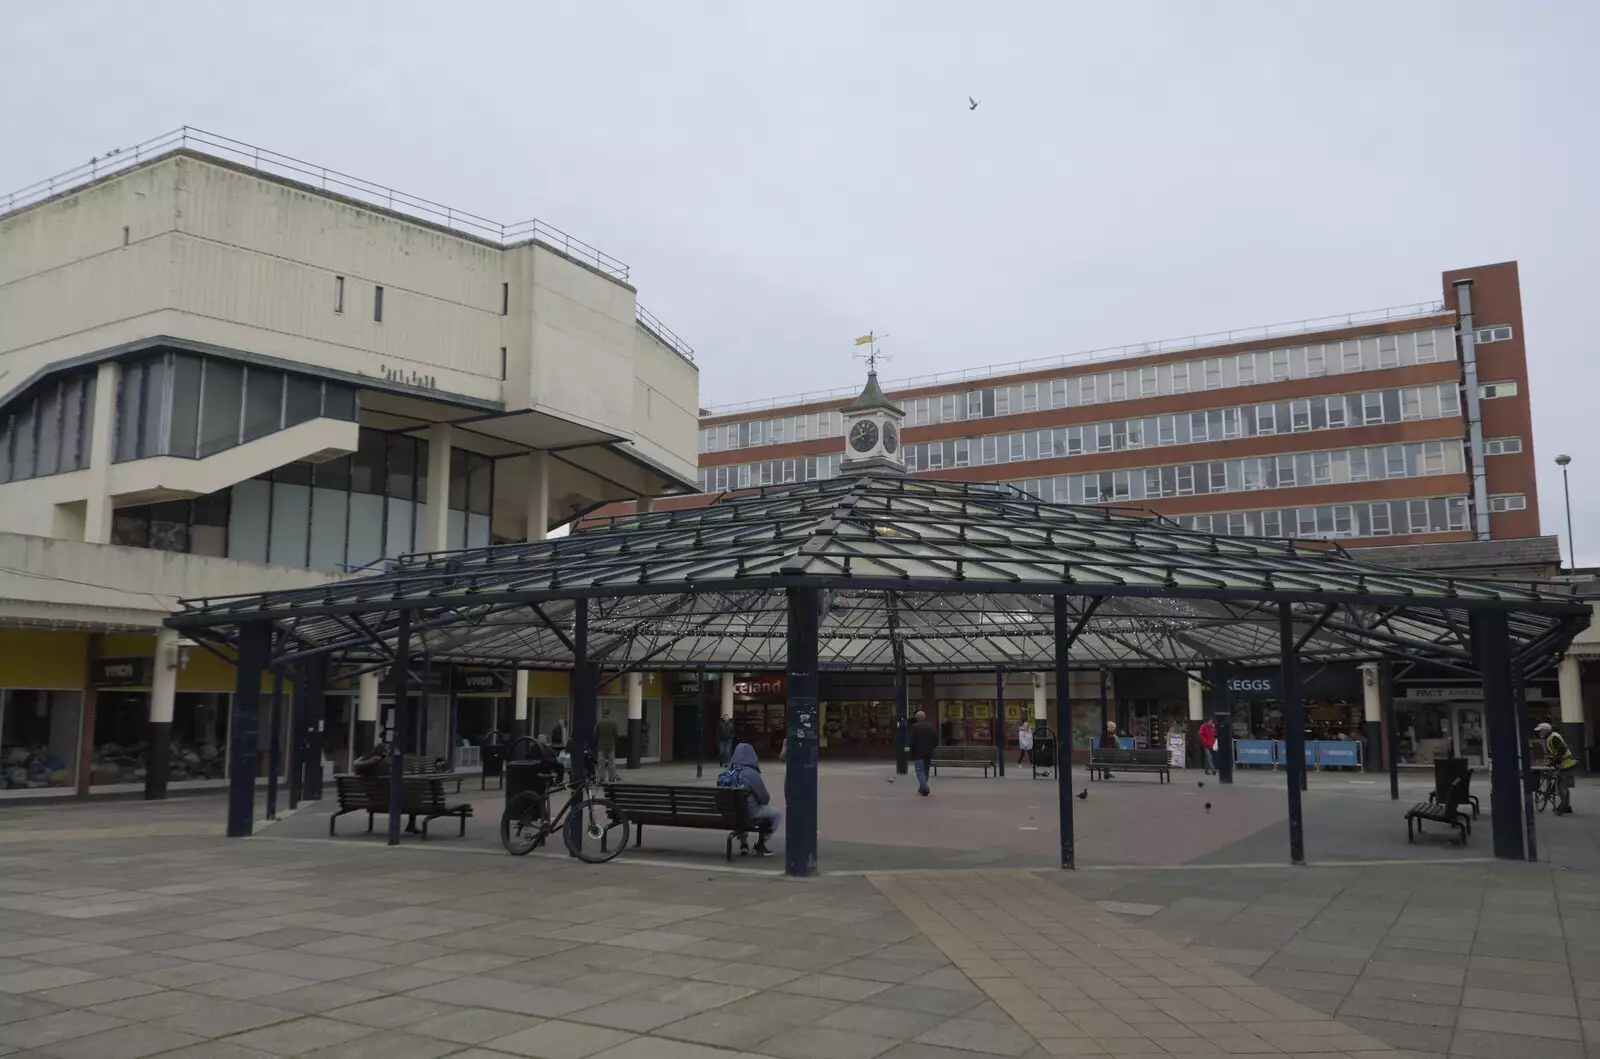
[634,823,643,849]
[459,812,467,837]
[367,812,375,833]
[1407,816,1414,842]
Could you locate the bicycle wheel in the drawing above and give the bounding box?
[562,794,629,864]
[501,791,550,855]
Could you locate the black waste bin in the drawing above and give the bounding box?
[480,744,506,789]
[504,737,561,809]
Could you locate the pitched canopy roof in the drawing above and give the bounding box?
[171,475,1589,677]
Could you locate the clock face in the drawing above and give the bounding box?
[882,422,899,454]
[849,419,880,453]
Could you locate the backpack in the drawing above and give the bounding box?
[716,764,744,789]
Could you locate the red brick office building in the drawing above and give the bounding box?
[688,261,1538,549]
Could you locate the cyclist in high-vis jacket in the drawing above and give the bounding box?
[1536,722,1577,815]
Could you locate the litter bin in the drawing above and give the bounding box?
[480,742,506,790]
[1031,726,1057,779]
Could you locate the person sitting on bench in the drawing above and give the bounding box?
[1099,722,1120,778]
[720,743,781,856]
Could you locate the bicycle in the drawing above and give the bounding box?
[500,756,628,863]
[1533,767,1561,813]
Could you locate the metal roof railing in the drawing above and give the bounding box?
[636,304,696,364]
[704,299,1450,417]
[1,126,631,281]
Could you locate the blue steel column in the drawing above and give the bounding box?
[696,667,707,780]
[1473,608,1525,859]
[894,651,909,776]
[994,668,1006,777]
[1054,595,1076,869]
[387,611,412,845]
[566,601,594,855]
[1278,604,1306,864]
[227,622,270,838]
[785,587,821,877]
[266,664,283,821]
[1208,661,1234,785]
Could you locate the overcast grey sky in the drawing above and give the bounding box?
[2,2,1595,558]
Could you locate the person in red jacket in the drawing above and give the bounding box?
[1198,719,1218,775]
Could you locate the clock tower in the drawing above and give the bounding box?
[839,370,906,476]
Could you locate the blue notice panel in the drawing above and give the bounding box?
[1317,741,1362,768]
[1273,740,1316,766]
[1234,740,1274,766]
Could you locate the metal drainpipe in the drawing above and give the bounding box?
[1455,280,1492,540]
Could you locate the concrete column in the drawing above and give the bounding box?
[527,451,550,542]
[513,670,531,742]
[720,672,734,720]
[1560,655,1586,771]
[626,672,643,769]
[83,361,121,544]
[144,628,179,800]
[1032,672,1048,721]
[637,496,653,514]
[424,423,452,552]
[355,672,380,752]
[1360,662,1382,773]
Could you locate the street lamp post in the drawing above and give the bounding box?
[1556,454,1575,569]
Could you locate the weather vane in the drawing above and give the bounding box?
[852,332,890,373]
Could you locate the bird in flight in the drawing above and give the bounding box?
[968,96,980,111]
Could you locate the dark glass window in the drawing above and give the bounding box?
[139,356,167,457]
[111,508,149,547]
[148,500,190,553]
[0,416,11,482]
[242,368,283,442]
[469,454,493,515]
[34,383,60,476]
[274,461,312,486]
[315,454,351,491]
[285,376,322,427]
[191,491,229,557]
[13,404,35,479]
[352,428,386,494]
[415,438,430,504]
[449,449,470,511]
[324,383,357,421]
[386,435,416,500]
[59,377,84,470]
[168,354,202,458]
[199,359,243,457]
[115,361,143,462]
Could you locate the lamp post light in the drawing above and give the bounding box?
[1556,454,1575,569]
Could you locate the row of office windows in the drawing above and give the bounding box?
[1005,439,1465,507]
[114,351,359,463]
[1165,496,1472,541]
[699,325,1477,453]
[0,369,97,484]
[698,453,843,494]
[900,382,1464,472]
[110,428,499,571]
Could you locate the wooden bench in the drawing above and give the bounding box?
[602,783,754,861]
[1088,747,1171,782]
[1406,777,1470,845]
[402,757,465,792]
[930,746,999,777]
[330,775,473,838]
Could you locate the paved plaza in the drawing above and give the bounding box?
[0,764,1597,1059]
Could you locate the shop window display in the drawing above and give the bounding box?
[169,693,229,781]
[1,690,80,789]
[91,691,149,786]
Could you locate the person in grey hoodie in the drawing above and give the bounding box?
[727,742,781,856]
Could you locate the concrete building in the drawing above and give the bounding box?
[0,128,698,797]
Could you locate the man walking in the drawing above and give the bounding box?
[909,710,938,797]
[595,707,620,783]
[1017,721,1034,766]
[1198,717,1218,775]
[1537,722,1578,815]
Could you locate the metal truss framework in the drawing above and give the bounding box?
[171,475,1590,679]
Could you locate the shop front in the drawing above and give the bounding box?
[1392,683,1556,767]
[818,672,899,758]
[726,673,787,757]
[598,672,664,762]
[453,668,513,769]
[669,673,719,763]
